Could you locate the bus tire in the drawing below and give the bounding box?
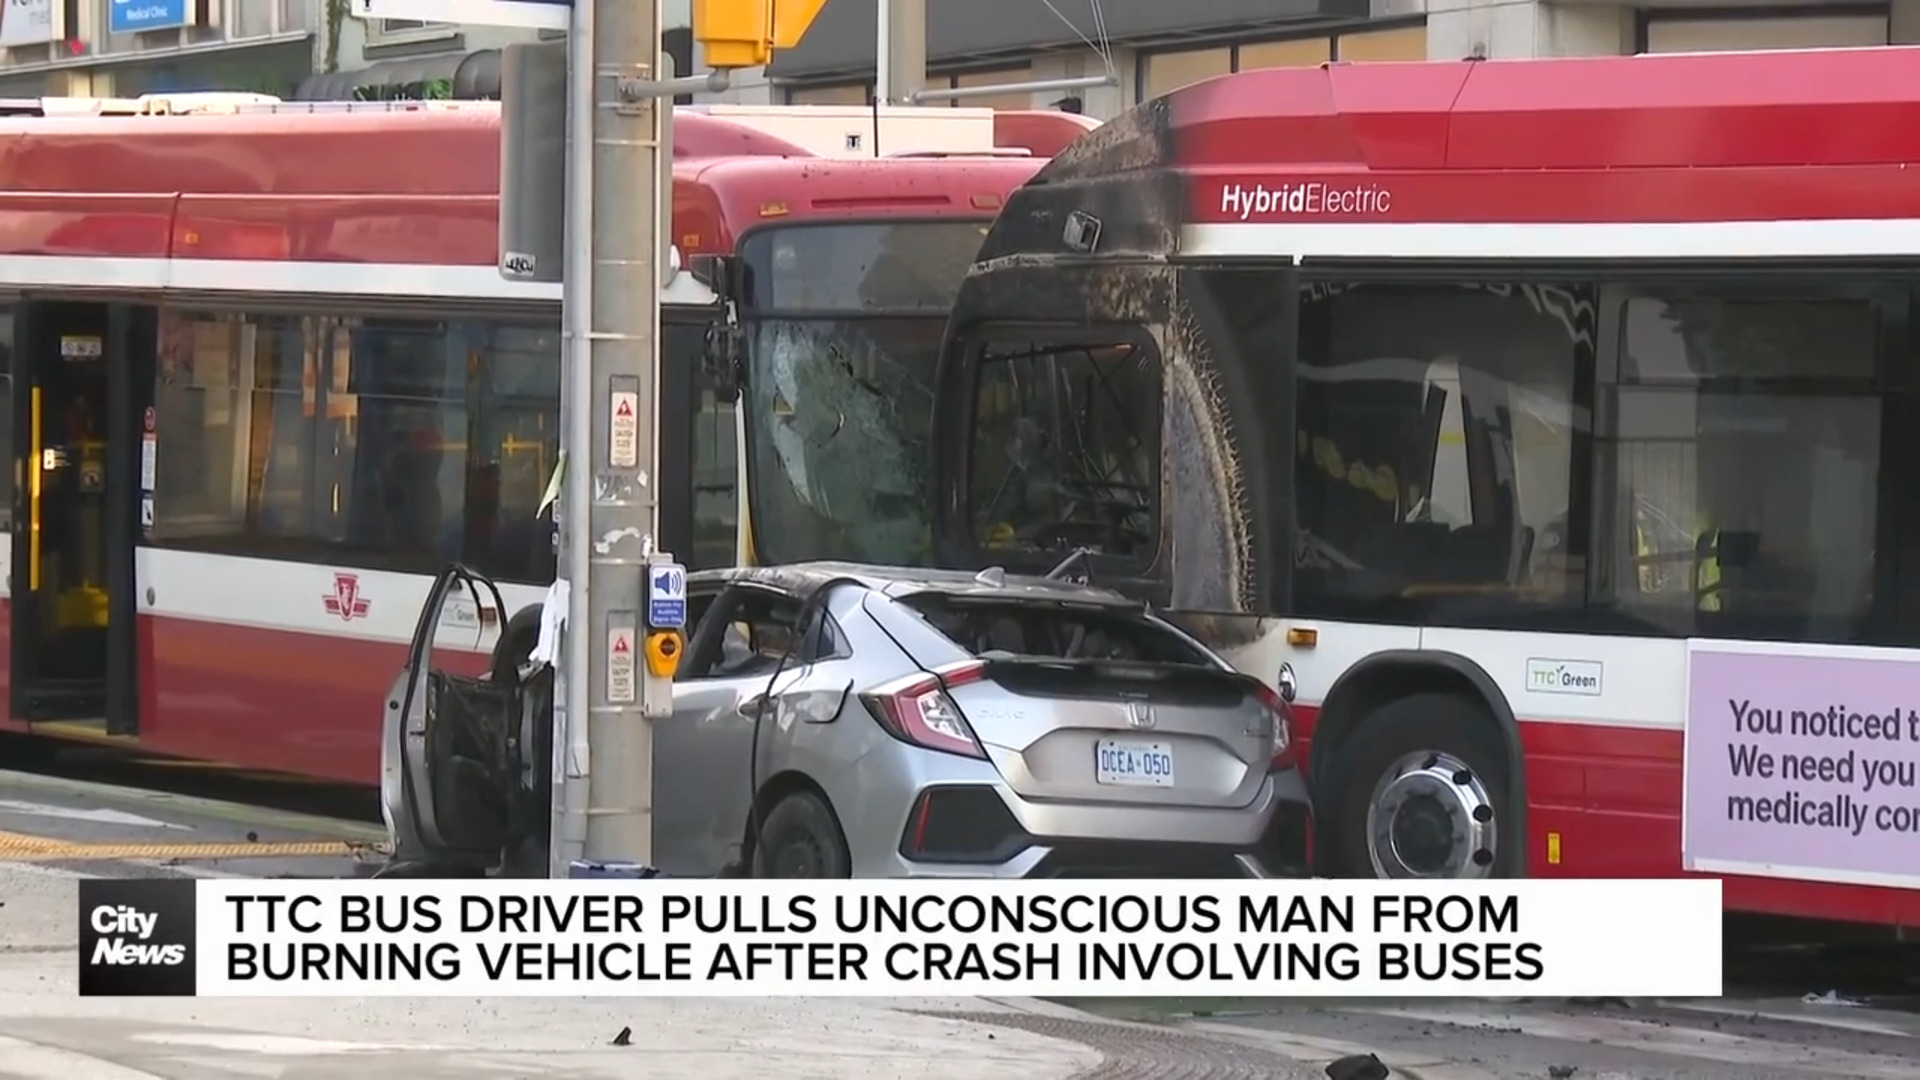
[1325,692,1514,880]
[751,790,851,879]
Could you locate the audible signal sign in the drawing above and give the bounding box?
[648,563,687,630]
[78,878,198,996]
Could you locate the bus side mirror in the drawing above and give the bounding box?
[700,255,751,404]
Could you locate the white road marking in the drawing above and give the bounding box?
[129,1034,446,1054]
[0,801,187,830]
[0,1035,169,1080]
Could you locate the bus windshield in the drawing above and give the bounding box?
[740,220,989,565]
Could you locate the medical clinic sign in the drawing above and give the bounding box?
[110,0,196,35]
[0,0,64,47]
[1683,640,1920,889]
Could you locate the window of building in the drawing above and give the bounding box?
[1236,38,1329,70]
[1293,282,1589,623]
[1642,14,1887,54]
[1141,23,1429,102]
[366,18,457,45]
[947,65,1034,109]
[784,67,1035,109]
[1596,286,1883,643]
[967,335,1161,563]
[231,0,307,39]
[1335,25,1426,61]
[785,83,871,106]
[1142,48,1231,100]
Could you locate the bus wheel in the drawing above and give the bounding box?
[1329,692,1511,879]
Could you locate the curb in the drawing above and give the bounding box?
[984,997,1107,1020]
[1652,998,1920,1040]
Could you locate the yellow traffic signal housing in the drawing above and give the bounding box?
[770,0,828,48]
[693,0,828,71]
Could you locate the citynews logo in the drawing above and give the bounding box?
[78,878,198,996]
[91,906,185,966]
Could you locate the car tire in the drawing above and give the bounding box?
[751,790,852,879]
[1325,692,1516,879]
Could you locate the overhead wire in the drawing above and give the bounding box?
[1037,0,1116,79]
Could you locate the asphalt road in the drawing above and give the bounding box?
[0,761,383,880]
[1057,995,1920,1079]
[3,755,1917,1080]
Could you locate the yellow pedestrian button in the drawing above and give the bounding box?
[645,631,683,678]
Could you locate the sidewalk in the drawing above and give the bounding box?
[0,863,1101,1080]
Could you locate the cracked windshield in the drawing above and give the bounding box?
[742,220,988,565]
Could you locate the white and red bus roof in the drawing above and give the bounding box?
[0,98,1078,302]
[1018,47,1920,263]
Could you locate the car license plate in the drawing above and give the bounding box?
[1095,739,1175,787]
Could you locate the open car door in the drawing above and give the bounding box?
[380,564,553,877]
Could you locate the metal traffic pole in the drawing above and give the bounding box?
[560,0,685,869]
[551,0,819,873]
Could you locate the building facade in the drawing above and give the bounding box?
[0,0,1915,112]
[698,0,1920,122]
[0,0,312,97]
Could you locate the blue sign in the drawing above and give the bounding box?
[111,0,192,35]
[647,563,687,630]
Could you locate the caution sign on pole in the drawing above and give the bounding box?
[607,624,636,704]
[611,390,638,469]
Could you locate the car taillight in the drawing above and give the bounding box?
[861,661,988,760]
[1255,682,1296,771]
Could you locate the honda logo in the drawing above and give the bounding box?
[1126,701,1155,729]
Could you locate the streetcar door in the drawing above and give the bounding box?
[8,301,148,729]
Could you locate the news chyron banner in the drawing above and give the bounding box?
[80,879,1723,998]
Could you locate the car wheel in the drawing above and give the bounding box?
[1326,692,1515,879]
[752,790,852,879]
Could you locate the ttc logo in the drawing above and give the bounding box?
[77,879,197,996]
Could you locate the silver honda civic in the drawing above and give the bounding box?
[647,562,1311,878]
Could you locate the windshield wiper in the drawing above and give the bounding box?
[1045,546,1096,583]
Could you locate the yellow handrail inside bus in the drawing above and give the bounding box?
[27,386,40,593]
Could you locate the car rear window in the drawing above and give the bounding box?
[900,596,1214,666]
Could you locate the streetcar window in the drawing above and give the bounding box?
[967,337,1160,561]
[1293,282,1588,622]
[149,310,560,583]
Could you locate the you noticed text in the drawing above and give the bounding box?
[1684,643,1920,888]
